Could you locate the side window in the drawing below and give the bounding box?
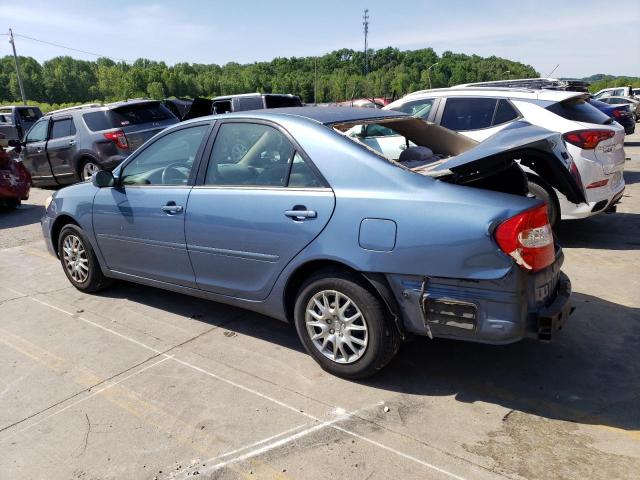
[492,100,519,126]
[393,98,436,119]
[288,152,323,188]
[440,98,497,131]
[25,119,48,143]
[205,123,295,187]
[50,118,76,139]
[121,125,208,186]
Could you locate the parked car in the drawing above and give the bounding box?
[596,96,640,121]
[589,98,636,135]
[337,98,391,108]
[384,88,626,225]
[211,93,302,114]
[0,105,43,141]
[163,97,214,121]
[593,86,636,99]
[0,133,30,209]
[42,107,573,379]
[15,100,178,186]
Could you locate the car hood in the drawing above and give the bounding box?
[420,121,586,204]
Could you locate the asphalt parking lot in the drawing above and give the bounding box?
[1,134,639,480]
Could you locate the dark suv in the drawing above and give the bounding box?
[0,105,43,141]
[17,100,178,186]
[211,93,302,114]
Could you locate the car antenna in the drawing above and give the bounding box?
[546,64,560,78]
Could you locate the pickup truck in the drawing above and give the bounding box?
[0,105,43,142]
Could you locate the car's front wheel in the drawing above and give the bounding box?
[58,224,111,292]
[294,271,400,379]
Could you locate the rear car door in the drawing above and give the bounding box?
[437,97,519,141]
[21,118,53,184]
[46,116,78,183]
[93,123,211,287]
[185,120,335,300]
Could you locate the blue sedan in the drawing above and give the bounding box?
[41,107,574,378]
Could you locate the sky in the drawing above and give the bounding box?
[1,0,639,78]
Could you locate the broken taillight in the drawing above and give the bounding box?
[103,129,129,149]
[495,204,555,272]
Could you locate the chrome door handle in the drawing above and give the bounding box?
[69,140,76,146]
[161,205,183,214]
[284,209,317,220]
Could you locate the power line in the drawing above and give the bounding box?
[13,32,128,63]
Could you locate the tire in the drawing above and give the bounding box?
[293,270,401,379]
[58,224,111,293]
[79,159,102,182]
[527,175,560,228]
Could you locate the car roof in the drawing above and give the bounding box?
[400,87,583,102]
[181,106,408,126]
[212,93,299,101]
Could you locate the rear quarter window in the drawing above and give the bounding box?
[546,98,611,125]
[83,111,114,131]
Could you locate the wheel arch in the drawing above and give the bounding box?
[283,259,405,339]
[50,214,80,257]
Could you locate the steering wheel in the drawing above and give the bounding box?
[161,161,190,184]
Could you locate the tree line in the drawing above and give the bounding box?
[0,47,543,107]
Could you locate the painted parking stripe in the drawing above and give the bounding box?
[5,287,475,480]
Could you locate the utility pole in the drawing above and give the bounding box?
[363,9,369,75]
[314,57,318,105]
[8,29,27,105]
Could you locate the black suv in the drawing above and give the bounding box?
[0,105,43,141]
[17,100,178,186]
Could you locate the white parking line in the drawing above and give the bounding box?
[4,286,473,480]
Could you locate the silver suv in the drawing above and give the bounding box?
[17,100,178,186]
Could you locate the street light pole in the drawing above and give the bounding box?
[427,63,439,89]
[8,29,27,105]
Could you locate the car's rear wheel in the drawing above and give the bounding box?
[294,270,400,379]
[58,224,111,292]
[80,160,101,182]
[527,175,560,228]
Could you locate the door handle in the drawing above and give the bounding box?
[284,208,317,220]
[36,147,43,153]
[69,140,76,146]
[161,203,183,214]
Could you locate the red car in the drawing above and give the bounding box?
[0,134,30,209]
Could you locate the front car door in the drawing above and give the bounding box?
[185,120,335,301]
[92,122,211,287]
[46,116,78,183]
[21,117,53,184]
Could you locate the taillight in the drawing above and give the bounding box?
[495,204,555,272]
[563,129,614,149]
[611,109,623,119]
[103,130,129,149]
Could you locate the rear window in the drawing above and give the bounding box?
[109,102,175,126]
[546,98,611,125]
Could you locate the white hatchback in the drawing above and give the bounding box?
[383,88,626,225]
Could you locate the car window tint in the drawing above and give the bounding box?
[235,97,264,111]
[440,98,497,131]
[50,118,75,139]
[391,98,435,118]
[287,152,323,188]
[17,108,40,121]
[547,98,610,125]
[205,123,295,187]
[492,99,519,125]
[25,119,48,143]
[83,111,113,131]
[121,125,207,186]
[109,102,176,126]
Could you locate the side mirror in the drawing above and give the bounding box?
[7,139,22,154]
[92,170,114,188]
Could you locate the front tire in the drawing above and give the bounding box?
[294,270,400,379]
[58,224,111,292]
[527,175,560,228]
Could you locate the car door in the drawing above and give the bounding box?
[437,97,519,142]
[46,116,78,183]
[21,117,53,183]
[92,122,211,287]
[185,120,335,301]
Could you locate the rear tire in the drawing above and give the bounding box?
[58,224,111,293]
[527,175,560,228]
[293,270,401,379]
[79,159,102,182]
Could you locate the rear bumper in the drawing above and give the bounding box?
[387,256,572,344]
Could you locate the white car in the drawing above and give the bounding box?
[381,88,626,225]
[593,86,636,99]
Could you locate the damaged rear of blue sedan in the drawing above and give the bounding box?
[41,107,577,379]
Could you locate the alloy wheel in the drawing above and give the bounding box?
[82,162,99,181]
[62,234,89,283]
[305,290,368,364]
